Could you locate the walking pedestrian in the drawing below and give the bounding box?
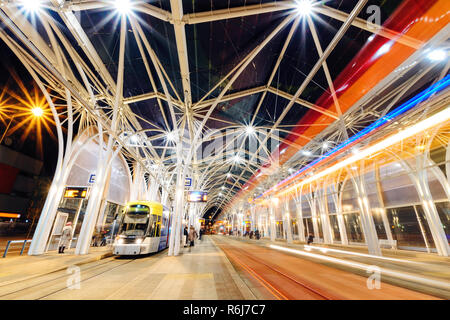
[58,222,73,254]
[188,226,198,252]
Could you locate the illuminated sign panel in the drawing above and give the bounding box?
[64,187,89,199]
[0,213,20,219]
[188,191,208,203]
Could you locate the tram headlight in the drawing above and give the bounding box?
[135,238,143,244]
[117,238,124,244]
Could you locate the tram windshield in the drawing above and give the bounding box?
[119,205,150,236]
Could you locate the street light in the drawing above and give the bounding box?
[31,107,44,117]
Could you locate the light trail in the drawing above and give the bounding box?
[269,244,450,291]
[255,75,450,200]
[303,245,427,265]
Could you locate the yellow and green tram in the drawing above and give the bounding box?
[113,201,171,255]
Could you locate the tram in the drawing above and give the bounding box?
[113,201,171,255]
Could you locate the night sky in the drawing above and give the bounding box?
[0,40,58,177]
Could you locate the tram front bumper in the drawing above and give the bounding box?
[113,244,142,255]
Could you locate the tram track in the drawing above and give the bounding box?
[213,237,335,300]
[0,256,137,300]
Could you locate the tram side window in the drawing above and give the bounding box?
[156,223,161,237]
[147,214,159,237]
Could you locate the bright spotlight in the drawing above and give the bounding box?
[233,155,241,163]
[427,49,447,62]
[114,0,132,15]
[31,107,44,117]
[20,0,42,12]
[129,134,139,145]
[302,150,312,156]
[245,126,255,135]
[166,131,176,142]
[322,142,329,149]
[296,0,313,15]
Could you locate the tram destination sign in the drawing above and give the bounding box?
[64,187,89,199]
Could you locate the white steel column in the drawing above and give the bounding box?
[75,14,127,255]
[410,155,450,256]
[168,149,186,256]
[351,169,382,256]
[283,198,293,244]
[269,199,277,241]
[374,165,395,247]
[307,192,320,241]
[317,186,333,245]
[293,187,306,242]
[332,182,348,245]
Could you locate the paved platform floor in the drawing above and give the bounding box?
[1,235,448,300]
[0,236,254,300]
[0,246,113,287]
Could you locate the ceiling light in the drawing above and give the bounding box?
[296,0,313,15]
[166,131,176,142]
[427,49,447,62]
[20,0,42,12]
[114,0,132,15]
[233,155,241,163]
[322,142,329,149]
[302,150,312,156]
[245,125,255,135]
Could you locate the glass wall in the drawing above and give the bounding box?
[371,210,388,240]
[386,205,435,250]
[435,202,450,245]
[343,212,365,243]
[329,214,341,242]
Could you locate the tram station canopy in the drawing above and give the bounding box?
[1,0,448,220]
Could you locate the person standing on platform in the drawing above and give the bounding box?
[199,228,204,241]
[58,222,73,254]
[183,226,189,247]
[188,226,198,252]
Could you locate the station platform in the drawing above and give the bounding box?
[0,236,253,300]
[0,235,448,300]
